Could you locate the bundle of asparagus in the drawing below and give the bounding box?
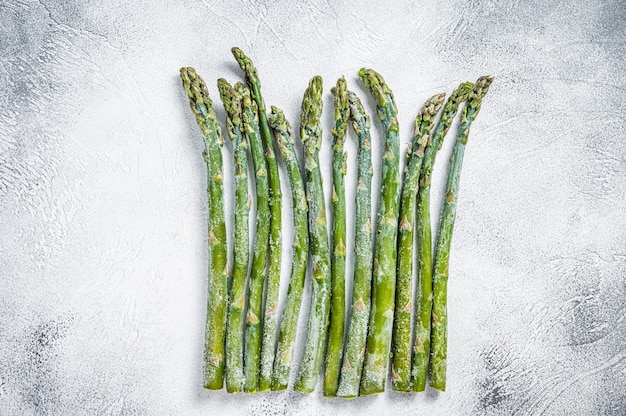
[179,48,492,396]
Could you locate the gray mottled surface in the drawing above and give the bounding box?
[1,0,625,414]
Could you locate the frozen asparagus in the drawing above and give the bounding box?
[294,76,331,393]
[323,76,349,397]
[411,82,473,391]
[180,67,229,390]
[429,76,493,391]
[241,85,270,393]
[392,92,445,392]
[231,48,283,392]
[217,79,250,393]
[269,106,309,391]
[359,69,401,396]
[337,91,374,398]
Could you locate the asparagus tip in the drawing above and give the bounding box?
[311,75,323,88]
[217,78,243,141]
[231,46,243,58]
[234,81,245,94]
[332,75,347,94]
[358,68,384,92]
[300,76,323,129]
[179,66,214,135]
[331,76,349,149]
[300,75,324,160]
[474,75,494,97]
[232,46,259,81]
[269,105,284,128]
[466,76,494,117]
[216,78,233,104]
[432,92,447,108]
[269,105,292,141]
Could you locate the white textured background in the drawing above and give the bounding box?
[1,0,625,415]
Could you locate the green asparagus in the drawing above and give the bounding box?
[294,76,331,393]
[337,91,374,398]
[412,82,473,391]
[323,77,350,397]
[231,47,283,392]
[217,79,250,393]
[392,92,446,392]
[180,67,229,390]
[241,85,270,393]
[429,76,493,391]
[269,106,309,391]
[359,69,401,396]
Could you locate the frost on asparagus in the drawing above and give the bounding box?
[232,47,283,392]
[324,76,349,397]
[294,76,332,393]
[240,84,270,394]
[217,79,250,394]
[337,89,374,398]
[429,76,493,392]
[411,82,473,392]
[180,67,228,390]
[359,68,401,396]
[392,92,445,392]
[269,106,309,391]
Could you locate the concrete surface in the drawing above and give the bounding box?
[1,0,624,414]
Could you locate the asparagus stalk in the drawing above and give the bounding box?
[217,79,250,393]
[241,85,270,393]
[359,69,401,396]
[294,76,331,393]
[337,91,374,398]
[392,92,446,392]
[411,82,473,391]
[231,48,283,392]
[429,76,493,391]
[323,76,350,397]
[268,106,309,391]
[180,67,229,390]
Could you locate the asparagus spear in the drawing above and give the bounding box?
[411,82,473,392]
[359,69,401,396]
[323,77,350,397]
[268,106,309,391]
[231,48,283,392]
[392,92,446,392]
[180,67,229,390]
[429,76,493,391]
[241,85,270,393]
[217,79,250,393]
[294,76,331,393]
[337,91,374,398]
